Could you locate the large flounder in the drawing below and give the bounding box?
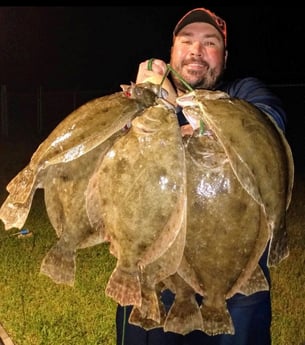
[40,130,126,286]
[0,82,161,231]
[171,89,294,335]
[86,103,186,308]
[178,130,269,336]
[177,89,294,266]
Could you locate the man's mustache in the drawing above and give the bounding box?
[183,58,209,68]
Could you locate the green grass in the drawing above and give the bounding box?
[0,190,117,345]
[0,139,304,345]
[270,172,305,345]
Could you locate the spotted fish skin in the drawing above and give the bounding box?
[180,130,269,335]
[177,90,294,266]
[128,210,187,329]
[88,104,186,308]
[0,83,160,231]
[167,89,294,335]
[40,131,124,286]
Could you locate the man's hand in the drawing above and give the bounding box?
[136,58,167,83]
[136,58,177,105]
[181,124,194,137]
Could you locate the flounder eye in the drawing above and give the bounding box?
[135,88,143,97]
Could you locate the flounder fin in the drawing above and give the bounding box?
[0,192,34,230]
[6,166,35,204]
[138,194,186,268]
[268,214,290,267]
[237,265,269,296]
[177,255,206,296]
[120,82,133,94]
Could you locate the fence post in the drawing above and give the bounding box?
[1,85,9,138]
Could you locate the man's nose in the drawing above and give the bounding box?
[190,41,203,56]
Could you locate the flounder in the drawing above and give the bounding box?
[170,89,294,335]
[177,90,294,266]
[86,103,186,308]
[40,130,125,286]
[0,82,162,231]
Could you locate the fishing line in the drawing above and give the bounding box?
[160,65,205,134]
[162,64,194,92]
[121,306,127,345]
[147,58,155,71]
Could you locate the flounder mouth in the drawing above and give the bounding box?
[181,105,202,131]
[176,91,202,131]
[176,91,197,108]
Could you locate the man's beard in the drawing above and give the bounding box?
[171,63,225,92]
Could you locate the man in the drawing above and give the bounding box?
[116,7,287,345]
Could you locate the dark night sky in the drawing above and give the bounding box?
[1,6,305,92]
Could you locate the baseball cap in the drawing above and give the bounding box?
[173,7,227,46]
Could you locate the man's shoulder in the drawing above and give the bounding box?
[218,77,265,98]
[218,77,287,131]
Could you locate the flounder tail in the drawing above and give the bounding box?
[200,303,234,336]
[40,244,76,287]
[129,287,166,329]
[105,265,142,307]
[164,291,203,335]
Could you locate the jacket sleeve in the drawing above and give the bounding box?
[221,77,287,132]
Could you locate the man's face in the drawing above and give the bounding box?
[170,22,227,92]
